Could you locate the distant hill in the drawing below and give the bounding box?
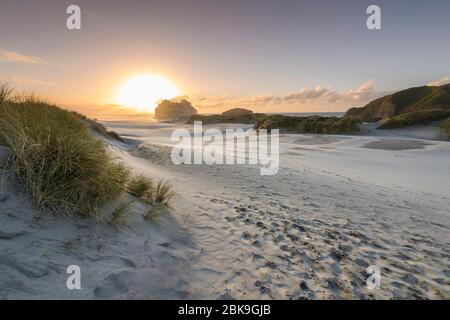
[187,111,265,125]
[221,108,253,117]
[345,84,450,122]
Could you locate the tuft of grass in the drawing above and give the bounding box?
[441,117,450,139]
[144,203,167,223]
[153,179,175,206]
[0,83,13,104]
[109,201,135,227]
[127,174,154,199]
[0,90,130,216]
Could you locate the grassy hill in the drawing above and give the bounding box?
[379,109,450,129]
[346,84,450,122]
[253,115,361,134]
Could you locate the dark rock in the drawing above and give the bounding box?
[300,281,309,290]
[154,99,197,121]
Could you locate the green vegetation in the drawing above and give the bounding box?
[0,85,129,215]
[127,174,154,198]
[187,113,266,125]
[153,179,175,206]
[253,115,361,134]
[0,83,13,104]
[126,174,175,206]
[345,84,450,122]
[441,118,450,139]
[0,83,177,221]
[379,109,450,129]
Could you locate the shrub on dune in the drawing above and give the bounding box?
[0,95,129,216]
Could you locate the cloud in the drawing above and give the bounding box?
[427,77,450,86]
[0,47,49,65]
[188,80,389,110]
[0,74,55,86]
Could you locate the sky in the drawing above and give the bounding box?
[1,0,450,117]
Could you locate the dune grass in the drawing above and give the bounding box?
[109,201,135,227]
[127,174,174,206]
[441,118,450,139]
[0,91,129,216]
[127,174,154,198]
[153,179,175,205]
[0,83,13,104]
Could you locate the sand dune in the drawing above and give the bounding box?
[1,121,449,299]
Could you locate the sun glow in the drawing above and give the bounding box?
[116,75,180,111]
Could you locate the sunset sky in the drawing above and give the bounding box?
[1,0,450,117]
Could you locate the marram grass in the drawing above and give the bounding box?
[0,96,129,216]
[127,174,154,198]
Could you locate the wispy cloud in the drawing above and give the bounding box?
[187,80,389,110]
[427,77,450,86]
[0,47,49,65]
[0,74,55,86]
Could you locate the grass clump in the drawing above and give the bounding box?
[379,109,450,129]
[0,83,13,104]
[441,118,450,139]
[153,179,175,205]
[127,174,154,198]
[109,201,135,227]
[127,174,174,207]
[254,115,361,134]
[0,91,129,216]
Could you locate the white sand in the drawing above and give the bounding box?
[1,122,449,299]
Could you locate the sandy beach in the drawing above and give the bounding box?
[2,120,448,299]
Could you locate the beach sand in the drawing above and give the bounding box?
[0,122,449,299]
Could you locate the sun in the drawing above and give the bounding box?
[116,75,180,111]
